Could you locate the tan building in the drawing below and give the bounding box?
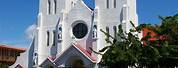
[0,45,26,68]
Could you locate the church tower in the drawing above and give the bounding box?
[37,0,67,65]
[94,0,138,61]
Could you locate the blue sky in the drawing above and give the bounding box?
[0,0,178,48]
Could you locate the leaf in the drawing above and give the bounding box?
[130,21,136,28]
[99,46,111,52]
[100,29,115,39]
[130,29,136,32]
[89,47,103,55]
[118,25,123,33]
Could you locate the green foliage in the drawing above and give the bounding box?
[158,14,178,45]
[140,14,178,45]
[98,22,143,68]
[0,63,9,68]
[96,16,178,68]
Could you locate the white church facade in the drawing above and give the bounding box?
[11,0,138,68]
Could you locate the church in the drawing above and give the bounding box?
[10,0,138,68]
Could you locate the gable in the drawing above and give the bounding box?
[39,58,56,67]
[54,44,96,67]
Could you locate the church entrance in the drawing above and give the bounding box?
[46,65,54,68]
[66,57,84,68]
[70,59,84,68]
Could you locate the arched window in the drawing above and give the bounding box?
[67,57,84,68]
[52,30,56,46]
[54,0,57,14]
[114,0,116,8]
[47,31,50,46]
[71,59,84,68]
[106,26,109,39]
[93,25,97,39]
[47,0,51,14]
[106,0,109,9]
[71,1,74,8]
[58,25,62,41]
[113,26,117,38]
[47,65,54,68]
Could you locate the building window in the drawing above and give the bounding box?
[72,22,88,39]
[106,26,109,39]
[71,1,75,8]
[47,31,50,46]
[58,25,62,41]
[54,0,57,14]
[113,26,117,38]
[114,0,116,8]
[93,25,97,39]
[48,0,51,14]
[71,2,73,7]
[0,48,2,56]
[10,50,14,57]
[53,30,56,46]
[106,0,109,9]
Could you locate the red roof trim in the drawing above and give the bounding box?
[73,43,97,61]
[142,28,168,46]
[0,45,26,52]
[48,56,56,61]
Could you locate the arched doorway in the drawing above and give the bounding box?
[46,65,54,68]
[69,59,84,68]
[66,56,85,68]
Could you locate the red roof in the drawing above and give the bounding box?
[142,28,168,46]
[142,28,168,41]
[74,43,97,61]
[48,56,56,61]
[0,45,26,53]
[142,28,157,40]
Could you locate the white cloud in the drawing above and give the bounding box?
[25,24,36,40]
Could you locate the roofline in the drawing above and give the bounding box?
[54,43,97,63]
[72,43,97,63]
[39,57,56,67]
[0,45,26,52]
